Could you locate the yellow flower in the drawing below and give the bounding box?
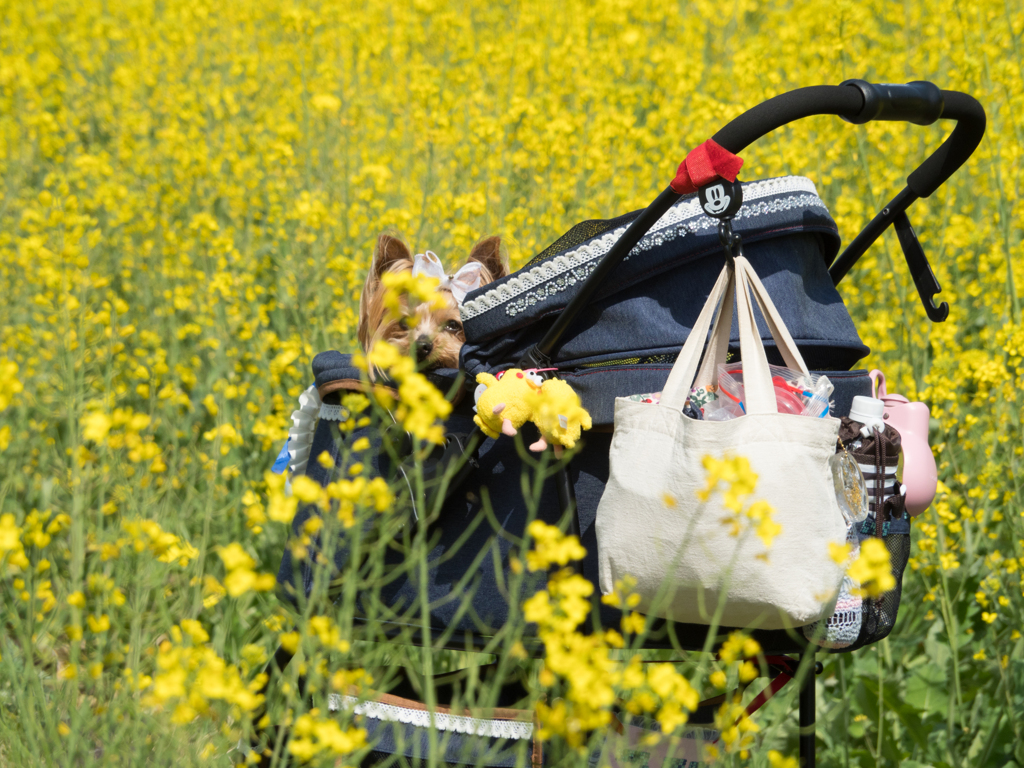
[80,412,113,443]
[289,714,367,760]
[87,614,111,633]
[719,631,760,664]
[202,394,218,417]
[291,475,323,504]
[218,543,275,597]
[367,341,451,444]
[829,541,852,565]
[699,454,758,510]
[341,394,370,414]
[525,520,586,571]
[202,576,226,609]
[180,619,210,644]
[0,514,24,555]
[310,93,342,113]
[0,359,24,410]
[218,543,255,572]
[768,750,799,768]
[700,455,779,547]
[223,568,275,597]
[202,423,243,455]
[268,494,299,524]
[279,632,300,654]
[265,471,299,524]
[738,660,758,683]
[848,539,896,598]
[620,611,646,635]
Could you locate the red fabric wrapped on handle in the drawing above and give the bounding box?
[670,139,744,194]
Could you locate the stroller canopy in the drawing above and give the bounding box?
[460,176,868,425]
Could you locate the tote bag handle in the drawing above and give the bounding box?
[660,256,811,413]
[659,261,735,410]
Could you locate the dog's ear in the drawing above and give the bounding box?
[359,233,414,354]
[467,236,508,283]
[371,233,414,279]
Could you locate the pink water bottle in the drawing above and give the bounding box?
[869,370,937,516]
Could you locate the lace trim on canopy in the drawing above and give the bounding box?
[459,176,824,322]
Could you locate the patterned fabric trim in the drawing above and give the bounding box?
[327,694,535,741]
[459,176,824,322]
[318,403,350,421]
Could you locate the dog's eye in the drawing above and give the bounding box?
[443,320,463,334]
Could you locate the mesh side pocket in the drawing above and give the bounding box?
[843,525,911,652]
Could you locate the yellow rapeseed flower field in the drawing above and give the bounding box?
[2,0,1023,765]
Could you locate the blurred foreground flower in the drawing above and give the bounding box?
[847,538,896,598]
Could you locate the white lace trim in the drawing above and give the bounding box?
[327,694,534,740]
[287,386,322,477]
[459,176,820,321]
[318,403,350,422]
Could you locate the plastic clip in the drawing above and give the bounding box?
[717,219,743,267]
[893,211,948,322]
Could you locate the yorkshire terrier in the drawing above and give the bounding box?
[358,233,508,374]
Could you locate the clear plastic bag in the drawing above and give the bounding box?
[714,362,833,419]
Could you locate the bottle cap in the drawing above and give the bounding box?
[849,395,886,434]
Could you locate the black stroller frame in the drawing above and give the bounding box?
[263,80,985,767]
[510,79,984,767]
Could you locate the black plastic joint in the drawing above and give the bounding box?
[516,345,553,371]
[840,79,944,126]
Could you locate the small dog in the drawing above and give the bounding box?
[358,233,508,373]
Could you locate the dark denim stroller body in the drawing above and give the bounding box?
[273,81,985,767]
[278,177,875,645]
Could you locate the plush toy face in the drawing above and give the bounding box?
[520,370,545,387]
[472,369,592,452]
[473,368,542,439]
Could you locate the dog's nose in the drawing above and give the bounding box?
[415,337,433,362]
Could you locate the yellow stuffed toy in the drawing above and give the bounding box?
[529,377,592,451]
[473,369,592,453]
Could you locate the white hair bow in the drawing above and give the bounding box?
[412,251,484,306]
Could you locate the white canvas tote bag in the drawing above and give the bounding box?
[595,255,847,629]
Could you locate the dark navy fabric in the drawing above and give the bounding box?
[361,717,526,767]
[461,232,868,379]
[311,350,460,397]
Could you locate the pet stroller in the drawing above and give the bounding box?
[269,80,985,767]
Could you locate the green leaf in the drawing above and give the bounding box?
[903,661,950,717]
[861,676,931,751]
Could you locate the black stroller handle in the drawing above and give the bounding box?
[521,79,984,364]
[711,81,985,200]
